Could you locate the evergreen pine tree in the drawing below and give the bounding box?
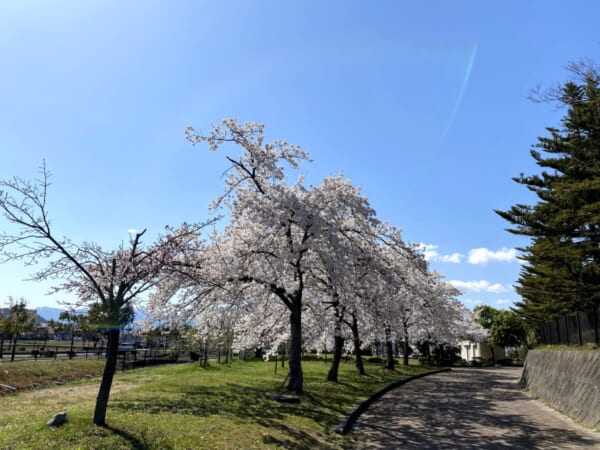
[496,62,600,329]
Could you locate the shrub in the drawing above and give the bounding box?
[470,357,491,367]
[496,358,513,366]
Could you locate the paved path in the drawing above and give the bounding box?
[350,367,600,449]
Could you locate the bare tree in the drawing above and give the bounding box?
[0,163,209,426]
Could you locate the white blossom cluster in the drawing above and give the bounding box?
[151,119,484,388]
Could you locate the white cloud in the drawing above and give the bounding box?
[449,280,509,293]
[415,243,463,264]
[415,243,438,261]
[440,252,463,263]
[467,247,518,265]
[128,228,138,234]
[496,299,513,305]
[487,283,508,293]
[462,298,483,305]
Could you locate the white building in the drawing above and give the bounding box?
[458,340,506,362]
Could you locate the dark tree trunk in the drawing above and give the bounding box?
[327,303,344,382]
[594,306,599,345]
[287,303,303,393]
[327,335,344,382]
[69,330,75,359]
[384,326,394,370]
[349,313,366,375]
[403,327,410,366]
[426,341,432,365]
[203,339,209,367]
[10,333,17,362]
[93,329,120,426]
[490,344,496,364]
[0,336,3,358]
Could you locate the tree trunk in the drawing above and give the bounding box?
[10,333,17,362]
[203,339,209,367]
[426,341,432,365]
[327,335,344,382]
[490,344,496,364]
[350,313,366,375]
[594,305,599,345]
[403,340,410,366]
[0,336,4,358]
[93,329,120,426]
[384,326,394,370]
[403,327,410,366]
[327,303,344,382]
[70,330,75,359]
[287,304,303,393]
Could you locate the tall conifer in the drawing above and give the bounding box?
[497,62,600,328]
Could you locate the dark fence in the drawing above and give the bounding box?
[0,341,106,362]
[538,306,600,345]
[1,339,240,375]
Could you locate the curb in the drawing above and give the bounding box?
[335,367,452,435]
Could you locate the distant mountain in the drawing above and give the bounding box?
[1,307,48,324]
[35,307,66,322]
[35,306,147,327]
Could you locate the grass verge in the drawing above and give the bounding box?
[534,344,599,351]
[0,358,432,449]
[0,359,105,393]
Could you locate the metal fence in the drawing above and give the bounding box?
[0,339,239,369]
[0,341,106,362]
[538,306,600,345]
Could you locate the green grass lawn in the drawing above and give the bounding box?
[0,358,431,449]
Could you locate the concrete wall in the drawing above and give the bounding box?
[520,349,600,428]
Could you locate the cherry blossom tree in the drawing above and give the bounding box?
[0,164,209,426]
[359,226,426,369]
[182,118,476,388]
[186,119,319,393]
[306,175,380,382]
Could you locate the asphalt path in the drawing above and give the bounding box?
[350,366,600,449]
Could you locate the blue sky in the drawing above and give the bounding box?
[0,1,597,309]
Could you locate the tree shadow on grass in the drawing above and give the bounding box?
[258,419,340,450]
[302,390,348,416]
[110,381,347,449]
[105,424,153,450]
[112,382,290,421]
[107,363,424,447]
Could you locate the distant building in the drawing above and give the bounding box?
[458,340,506,362]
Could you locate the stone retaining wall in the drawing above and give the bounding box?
[520,349,600,428]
